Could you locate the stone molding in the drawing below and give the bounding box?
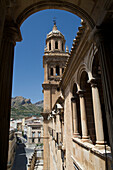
[3,21,22,45]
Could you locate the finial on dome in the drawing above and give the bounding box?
[52,17,57,31]
[53,17,56,25]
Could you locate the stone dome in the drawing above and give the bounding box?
[46,23,65,40]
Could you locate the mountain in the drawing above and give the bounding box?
[11,96,43,119]
[34,100,43,107]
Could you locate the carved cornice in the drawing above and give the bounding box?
[59,26,91,91]
[3,21,22,44]
[42,83,59,90]
[41,112,50,120]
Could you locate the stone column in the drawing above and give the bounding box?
[41,113,50,170]
[60,67,62,76]
[71,96,80,137]
[0,21,22,170]
[78,90,89,140]
[44,63,48,81]
[0,1,6,49]
[56,113,61,133]
[89,79,104,145]
[53,67,56,76]
[94,28,113,156]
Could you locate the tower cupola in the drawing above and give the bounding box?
[46,22,66,52]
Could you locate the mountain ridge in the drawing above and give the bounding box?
[11,96,43,119]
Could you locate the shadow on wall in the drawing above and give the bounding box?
[12,143,27,170]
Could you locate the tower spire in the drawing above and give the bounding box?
[53,17,56,25]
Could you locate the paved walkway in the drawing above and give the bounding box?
[12,143,43,170]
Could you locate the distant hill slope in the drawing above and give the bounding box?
[11,96,43,119]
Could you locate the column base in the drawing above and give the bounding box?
[82,136,90,142]
[96,140,106,145]
[95,141,106,149]
[73,133,81,138]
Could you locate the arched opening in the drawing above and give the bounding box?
[71,83,82,137]
[80,71,96,144]
[50,67,53,76]
[49,42,51,50]
[62,68,64,74]
[62,42,64,51]
[92,53,110,145]
[55,41,58,49]
[56,65,60,76]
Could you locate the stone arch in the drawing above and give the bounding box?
[87,43,98,73]
[16,1,95,29]
[70,78,77,95]
[80,71,96,144]
[76,63,88,85]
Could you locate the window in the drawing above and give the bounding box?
[55,41,58,49]
[32,132,35,143]
[50,68,53,76]
[62,68,64,74]
[38,132,41,143]
[49,42,51,50]
[62,42,64,51]
[56,66,59,76]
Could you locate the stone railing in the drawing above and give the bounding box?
[28,149,37,170]
[27,147,44,170]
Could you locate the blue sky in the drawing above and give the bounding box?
[12,9,81,103]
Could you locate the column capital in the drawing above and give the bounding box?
[88,78,97,88]
[77,90,85,97]
[3,20,22,45]
[90,25,112,46]
[71,95,77,103]
[41,112,50,121]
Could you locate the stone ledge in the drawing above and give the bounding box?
[72,137,112,160]
[71,155,82,170]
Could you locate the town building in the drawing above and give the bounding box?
[7,128,16,170]
[27,116,43,144]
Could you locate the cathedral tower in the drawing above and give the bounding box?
[42,22,69,113]
[42,22,70,170]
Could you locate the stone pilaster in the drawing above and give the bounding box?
[94,27,113,154]
[0,21,22,170]
[89,79,105,145]
[53,67,56,76]
[44,63,48,81]
[41,112,50,170]
[78,90,89,141]
[71,96,80,138]
[60,67,62,76]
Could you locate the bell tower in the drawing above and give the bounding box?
[42,22,69,113]
[42,22,70,170]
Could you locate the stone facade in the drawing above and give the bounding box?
[27,117,43,144]
[42,21,112,169]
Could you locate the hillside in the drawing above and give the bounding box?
[11,96,43,119]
